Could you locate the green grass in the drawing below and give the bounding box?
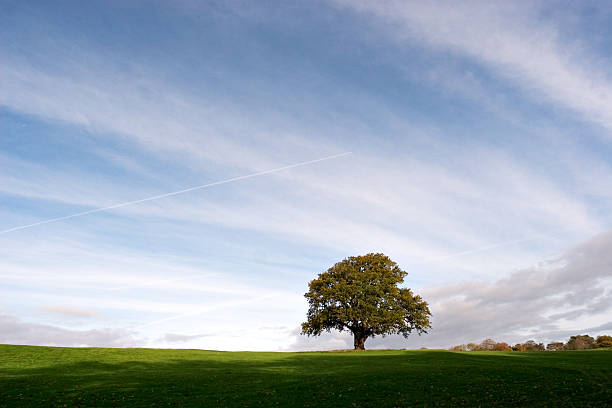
[1,345,610,407]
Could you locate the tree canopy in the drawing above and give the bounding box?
[301,253,431,350]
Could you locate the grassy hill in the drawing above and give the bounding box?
[1,345,610,407]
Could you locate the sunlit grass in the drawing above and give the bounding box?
[1,345,610,407]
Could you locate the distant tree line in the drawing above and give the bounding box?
[449,335,612,352]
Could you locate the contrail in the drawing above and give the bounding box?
[0,152,352,235]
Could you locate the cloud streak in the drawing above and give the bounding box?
[334,0,612,133]
[0,152,351,235]
[38,305,100,318]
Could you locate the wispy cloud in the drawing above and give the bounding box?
[333,0,612,133]
[0,152,351,234]
[0,313,143,347]
[38,305,100,318]
[159,333,211,343]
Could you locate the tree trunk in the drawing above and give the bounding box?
[353,332,366,350]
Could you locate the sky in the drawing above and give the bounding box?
[1,0,612,351]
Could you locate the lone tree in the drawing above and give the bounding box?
[301,253,431,350]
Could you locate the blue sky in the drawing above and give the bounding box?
[1,0,612,350]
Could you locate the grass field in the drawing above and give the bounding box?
[1,345,610,407]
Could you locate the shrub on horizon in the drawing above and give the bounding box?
[449,339,511,351]
[522,340,545,351]
[565,335,595,350]
[546,342,564,351]
[595,335,612,348]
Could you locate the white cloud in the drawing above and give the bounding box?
[158,333,211,343]
[38,305,100,318]
[0,313,143,347]
[2,136,606,287]
[284,327,353,351]
[333,0,612,133]
[1,3,608,280]
[0,55,340,177]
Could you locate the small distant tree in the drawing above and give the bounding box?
[546,342,564,351]
[478,338,497,351]
[451,340,510,351]
[512,343,525,352]
[301,253,431,350]
[493,342,512,351]
[565,335,595,350]
[522,340,545,351]
[595,335,612,348]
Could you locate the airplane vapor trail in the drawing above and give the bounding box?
[0,152,352,235]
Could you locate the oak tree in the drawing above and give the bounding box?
[301,253,431,350]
